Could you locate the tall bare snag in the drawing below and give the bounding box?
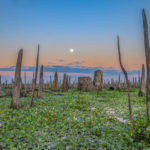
[38,65,43,98]
[10,49,23,109]
[117,74,121,89]
[24,72,27,97]
[142,9,150,125]
[52,72,58,91]
[29,45,40,107]
[62,73,67,92]
[117,36,133,131]
[139,64,145,97]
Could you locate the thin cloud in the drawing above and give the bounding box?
[47,61,55,65]
[67,61,84,66]
[58,59,65,62]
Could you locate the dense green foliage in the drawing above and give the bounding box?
[0,88,150,149]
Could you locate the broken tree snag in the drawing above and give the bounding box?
[24,72,27,97]
[49,75,52,88]
[62,73,67,92]
[35,44,40,89]
[68,76,71,89]
[20,78,23,91]
[117,36,133,131]
[29,45,40,108]
[67,76,71,90]
[77,77,95,92]
[117,74,121,89]
[93,70,103,91]
[11,80,13,87]
[10,49,23,109]
[135,78,137,88]
[38,65,43,98]
[134,78,136,87]
[139,64,146,97]
[138,71,141,87]
[0,75,1,85]
[132,77,135,88]
[0,75,2,92]
[52,72,58,91]
[72,80,77,89]
[32,72,34,89]
[142,9,150,126]
[66,75,69,90]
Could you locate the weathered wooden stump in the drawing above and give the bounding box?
[49,76,52,88]
[38,65,43,98]
[0,75,2,94]
[62,73,67,92]
[52,72,58,91]
[93,70,103,91]
[117,74,121,89]
[138,64,145,97]
[11,49,23,109]
[77,77,95,92]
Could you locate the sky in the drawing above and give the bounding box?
[0,0,150,70]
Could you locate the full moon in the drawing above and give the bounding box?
[69,48,74,53]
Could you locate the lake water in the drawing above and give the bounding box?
[0,71,140,84]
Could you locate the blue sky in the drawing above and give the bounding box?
[0,0,150,70]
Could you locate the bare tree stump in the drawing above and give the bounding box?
[62,73,67,92]
[138,71,141,88]
[0,75,2,93]
[0,75,1,85]
[139,64,145,97]
[117,74,121,89]
[93,70,103,91]
[24,72,27,96]
[52,72,58,91]
[10,49,23,109]
[49,75,52,88]
[38,65,43,98]
[66,75,70,90]
[77,77,95,92]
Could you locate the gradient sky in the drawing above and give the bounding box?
[0,0,150,70]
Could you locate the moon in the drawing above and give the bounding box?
[69,48,74,53]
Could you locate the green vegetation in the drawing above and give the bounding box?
[0,88,150,149]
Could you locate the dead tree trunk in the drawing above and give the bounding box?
[20,78,23,91]
[49,75,52,88]
[52,72,58,91]
[138,71,141,88]
[139,64,145,97]
[62,73,67,92]
[32,72,34,89]
[10,49,23,109]
[38,65,43,98]
[29,44,40,107]
[117,36,133,131]
[24,72,27,97]
[117,74,121,89]
[68,76,71,89]
[93,70,103,91]
[0,75,2,93]
[135,78,137,88]
[142,9,150,126]
[66,75,69,90]
[0,75,1,85]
